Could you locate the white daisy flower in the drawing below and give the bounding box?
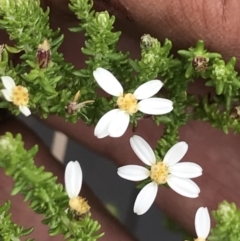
[194,207,210,241]
[117,135,202,215]
[64,161,90,214]
[93,67,173,138]
[1,76,31,116]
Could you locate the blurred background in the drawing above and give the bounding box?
[19,115,185,241]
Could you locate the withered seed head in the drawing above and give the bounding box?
[66,100,95,114]
[230,106,240,119]
[140,34,155,49]
[192,56,209,72]
[36,39,51,68]
[65,92,94,114]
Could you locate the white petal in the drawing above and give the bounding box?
[134,182,158,215]
[195,207,211,239]
[133,80,163,100]
[130,135,156,166]
[93,67,123,96]
[19,105,31,116]
[1,89,13,101]
[117,165,150,181]
[108,110,130,137]
[163,142,188,166]
[94,109,118,138]
[167,175,200,198]
[138,98,173,115]
[169,162,202,178]
[1,76,16,90]
[64,161,82,198]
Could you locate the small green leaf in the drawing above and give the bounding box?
[232,78,240,88]
[196,40,204,52]
[49,105,61,113]
[223,125,228,134]
[42,84,56,94]
[129,59,140,72]
[26,70,39,81]
[207,52,222,59]
[226,57,236,69]
[24,190,33,202]
[11,184,24,195]
[5,45,22,53]
[205,80,214,86]
[106,53,123,60]
[1,49,9,61]
[81,47,96,55]
[155,116,172,124]
[21,227,34,236]
[216,82,224,95]
[178,50,192,58]
[26,60,36,68]
[73,70,90,77]
[52,75,62,84]
[185,64,194,78]
[49,226,61,236]
[0,61,7,68]
[51,34,64,49]
[69,26,83,32]
[38,172,53,182]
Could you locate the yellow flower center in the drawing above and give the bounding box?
[12,85,29,106]
[150,162,169,184]
[117,93,138,114]
[69,196,90,215]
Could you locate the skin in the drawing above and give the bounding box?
[1,0,240,239]
[45,0,240,70]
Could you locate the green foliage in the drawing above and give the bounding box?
[0,201,34,241]
[0,0,239,132]
[0,0,75,119]
[0,133,104,241]
[0,0,240,239]
[209,201,240,241]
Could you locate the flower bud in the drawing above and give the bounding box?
[36,39,51,68]
[96,12,109,27]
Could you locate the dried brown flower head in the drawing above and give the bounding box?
[36,39,51,68]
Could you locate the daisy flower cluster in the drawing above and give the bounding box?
[91,68,204,213]
[92,68,211,239]
[1,66,212,239]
